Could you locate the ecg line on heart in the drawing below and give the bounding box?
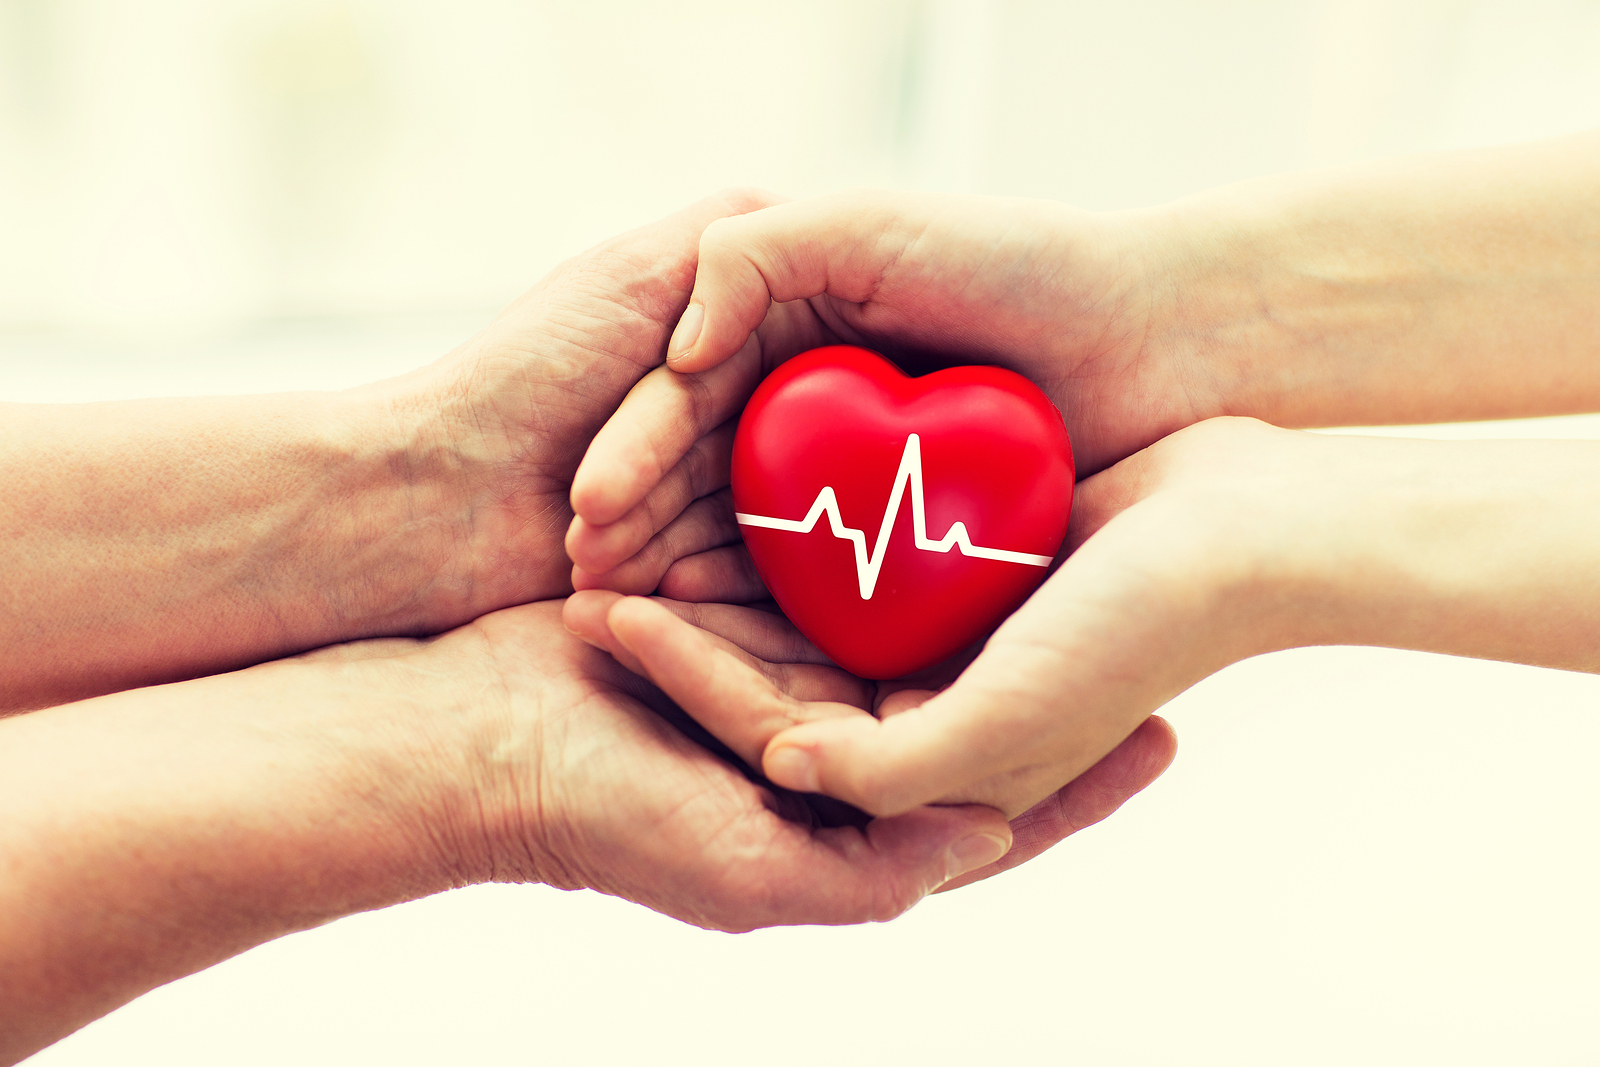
[734,433,1054,600]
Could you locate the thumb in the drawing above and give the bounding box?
[666,192,927,372]
[759,592,1171,819]
[759,666,1089,819]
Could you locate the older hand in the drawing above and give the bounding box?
[0,596,1016,1062]
[376,188,791,620]
[432,600,1016,926]
[0,190,790,710]
[560,590,1178,876]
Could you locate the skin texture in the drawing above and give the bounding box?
[754,419,1600,816]
[2,190,787,712]
[0,195,1179,1064]
[565,132,1600,819]
[567,130,1600,587]
[572,417,1600,819]
[0,602,1026,1064]
[562,590,1177,834]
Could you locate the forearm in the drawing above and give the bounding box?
[0,643,480,1063]
[1268,433,1600,672]
[0,385,479,711]
[1142,130,1600,428]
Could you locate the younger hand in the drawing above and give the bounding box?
[573,418,1321,821]
[647,415,1600,820]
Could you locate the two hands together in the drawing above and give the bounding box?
[565,135,1600,827]
[5,130,1599,1063]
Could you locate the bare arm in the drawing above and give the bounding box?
[0,638,465,1060]
[0,390,468,710]
[0,190,792,712]
[0,599,1068,1064]
[1150,129,1600,429]
[566,130,1600,579]
[662,421,1600,819]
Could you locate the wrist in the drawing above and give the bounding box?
[358,342,587,634]
[1111,192,1299,430]
[333,377,479,631]
[332,364,533,637]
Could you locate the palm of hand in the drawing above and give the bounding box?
[434,601,1000,930]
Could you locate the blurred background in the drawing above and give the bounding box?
[6,1,1599,1064]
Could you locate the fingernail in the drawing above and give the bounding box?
[944,833,1009,883]
[765,746,820,793]
[565,624,604,649]
[667,303,704,364]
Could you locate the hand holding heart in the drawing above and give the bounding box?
[565,188,1188,565]
[564,189,1207,819]
[568,148,1600,848]
[574,415,1295,820]
[571,410,1600,821]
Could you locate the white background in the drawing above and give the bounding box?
[5,1,1599,1064]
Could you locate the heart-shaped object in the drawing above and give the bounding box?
[731,345,1074,679]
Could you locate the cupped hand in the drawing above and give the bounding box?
[373,189,796,627]
[573,417,1320,822]
[564,189,1213,588]
[724,416,1359,818]
[415,599,1016,930]
[560,590,1178,885]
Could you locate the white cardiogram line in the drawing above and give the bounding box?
[735,433,1054,600]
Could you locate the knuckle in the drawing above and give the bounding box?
[642,465,691,531]
[683,430,730,496]
[678,371,720,430]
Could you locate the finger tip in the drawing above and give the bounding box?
[563,516,593,564]
[1139,715,1180,776]
[573,496,632,530]
[763,743,822,794]
[1112,715,1179,784]
[569,467,639,529]
[765,718,910,814]
[1146,713,1179,748]
[562,589,625,648]
[566,587,623,610]
[565,520,633,576]
[605,593,668,637]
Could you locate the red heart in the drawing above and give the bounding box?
[731,345,1074,679]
